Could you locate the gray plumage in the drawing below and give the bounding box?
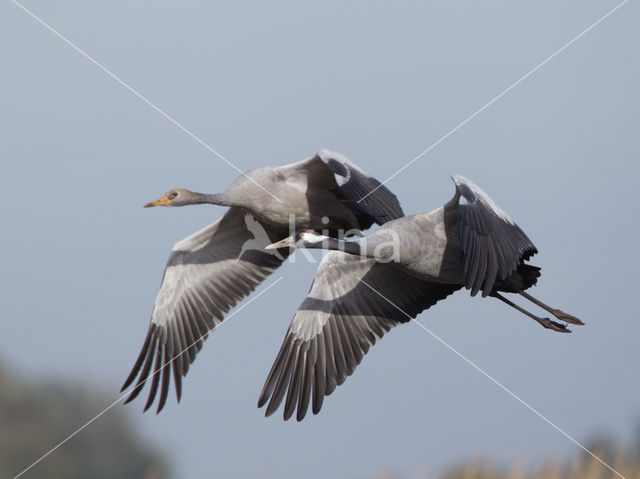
[122,150,404,413]
[259,175,582,421]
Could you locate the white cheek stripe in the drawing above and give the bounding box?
[303,231,329,242]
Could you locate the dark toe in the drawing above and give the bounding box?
[541,317,571,333]
[554,310,584,325]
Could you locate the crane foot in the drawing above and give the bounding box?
[551,309,584,325]
[537,316,571,333]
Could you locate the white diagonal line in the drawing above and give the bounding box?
[358,0,628,204]
[358,278,626,479]
[12,277,283,479]
[11,0,283,204]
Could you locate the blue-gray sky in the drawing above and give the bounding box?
[1,1,638,478]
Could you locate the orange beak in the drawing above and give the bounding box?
[144,195,170,208]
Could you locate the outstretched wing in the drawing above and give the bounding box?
[452,175,537,297]
[257,252,460,421]
[122,207,289,412]
[315,149,404,225]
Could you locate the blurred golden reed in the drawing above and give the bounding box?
[375,440,640,479]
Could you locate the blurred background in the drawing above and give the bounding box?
[1,1,638,478]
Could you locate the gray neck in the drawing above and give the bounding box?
[302,237,373,258]
[190,192,232,206]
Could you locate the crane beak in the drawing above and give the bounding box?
[265,236,294,250]
[144,195,170,208]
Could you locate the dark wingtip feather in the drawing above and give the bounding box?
[283,348,305,421]
[143,348,163,412]
[123,384,143,405]
[172,360,183,403]
[265,345,296,418]
[123,330,159,406]
[258,332,294,409]
[284,341,309,420]
[263,404,277,417]
[156,348,172,414]
[257,394,269,409]
[296,340,316,421]
[311,336,326,415]
[121,324,156,391]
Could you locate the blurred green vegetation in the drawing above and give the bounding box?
[0,362,170,479]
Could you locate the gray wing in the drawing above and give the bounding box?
[452,175,537,297]
[315,149,404,225]
[257,252,460,421]
[122,207,289,412]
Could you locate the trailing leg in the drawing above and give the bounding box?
[492,293,571,333]
[518,291,583,325]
